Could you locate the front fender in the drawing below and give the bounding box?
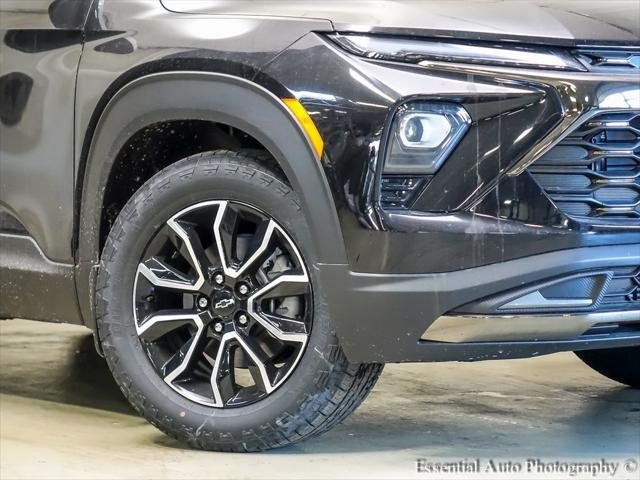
[76,71,348,330]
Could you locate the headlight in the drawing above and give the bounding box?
[329,34,585,71]
[384,103,471,174]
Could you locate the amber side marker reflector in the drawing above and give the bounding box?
[282,98,324,159]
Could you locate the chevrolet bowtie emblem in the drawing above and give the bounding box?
[215,298,235,309]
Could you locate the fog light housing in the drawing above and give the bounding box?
[384,103,471,174]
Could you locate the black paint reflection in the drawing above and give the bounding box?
[48,0,93,29]
[0,72,33,126]
[4,29,80,53]
[95,37,135,55]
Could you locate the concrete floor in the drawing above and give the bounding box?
[1,319,638,479]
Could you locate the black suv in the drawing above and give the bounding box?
[1,0,639,451]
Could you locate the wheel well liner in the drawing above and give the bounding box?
[77,71,347,330]
[99,119,282,252]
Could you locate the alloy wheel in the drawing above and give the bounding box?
[133,200,312,408]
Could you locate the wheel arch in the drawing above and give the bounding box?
[76,71,347,330]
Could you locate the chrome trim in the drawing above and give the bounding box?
[506,108,585,177]
[507,104,639,177]
[584,120,630,129]
[577,51,640,71]
[421,310,640,343]
[499,291,593,310]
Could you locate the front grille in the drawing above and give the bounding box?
[529,111,640,223]
[601,266,640,309]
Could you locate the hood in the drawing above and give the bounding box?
[161,0,640,46]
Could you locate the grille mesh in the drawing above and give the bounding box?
[529,111,640,223]
[602,266,640,309]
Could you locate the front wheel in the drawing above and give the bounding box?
[575,347,640,388]
[96,150,383,451]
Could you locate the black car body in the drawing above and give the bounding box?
[1,0,639,450]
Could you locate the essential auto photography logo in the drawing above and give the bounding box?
[416,457,639,478]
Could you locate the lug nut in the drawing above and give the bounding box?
[213,273,225,285]
[238,283,250,295]
[197,297,209,309]
[213,322,223,333]
[237,314,249,326]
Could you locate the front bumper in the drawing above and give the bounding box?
[319,244,639,363]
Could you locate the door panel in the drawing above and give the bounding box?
[0,0,90,262]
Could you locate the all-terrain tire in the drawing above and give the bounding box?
[96,150,384,451]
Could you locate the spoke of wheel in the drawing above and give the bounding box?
[137,256,197,290]
[234,219,276,277]
[215,337,237,404]
[210,333,235,406]
[247,273,309,343]
[162,214,206,290]
[213,201,279,279]
[136,312,206,385]
[136,312,201,336]
[174,221,213,276]
[235,333,277,394]
[260,311,307,336]
[217,202,240,269]
[212,201,231,274]
[162,316,207,384]
[256,273,309,299]
[209,331,278,406]
[136,311,200,342]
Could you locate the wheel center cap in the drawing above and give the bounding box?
[211,290,236,317]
